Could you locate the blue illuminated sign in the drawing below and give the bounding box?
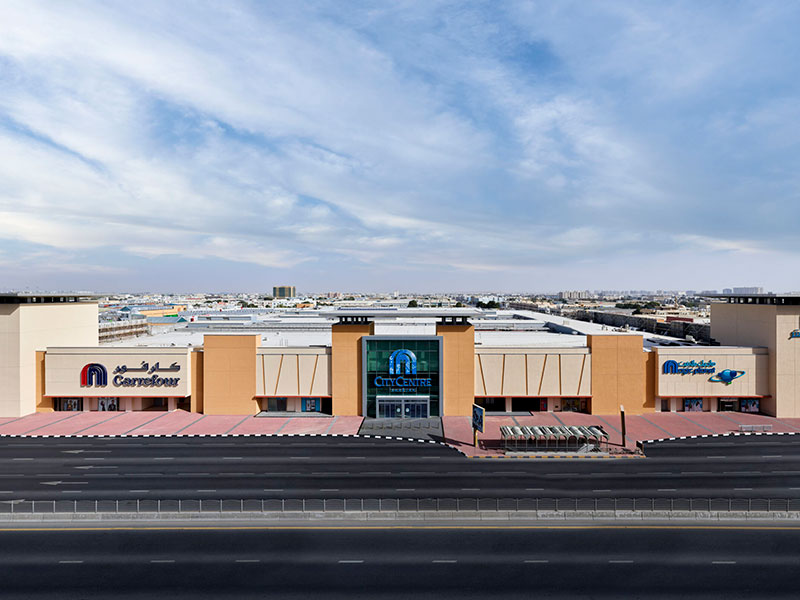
[662,359,716,376]
[790,330,800,339]
[389,349,417,375]
[374,349,431,389]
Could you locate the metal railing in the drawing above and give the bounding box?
[1,497,800,514]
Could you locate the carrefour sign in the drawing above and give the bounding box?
[80,361,181,389]
[373,349,431,389]
[662,360,716,376]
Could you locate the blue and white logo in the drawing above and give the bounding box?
[389,349,417,375]
[790,329,800,339]
[709,369,745,385]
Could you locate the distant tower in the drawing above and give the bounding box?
[272,286,296,299]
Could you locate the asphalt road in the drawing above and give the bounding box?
[1,524,798,599]
[2,435,800,502]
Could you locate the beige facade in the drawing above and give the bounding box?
[655,347,769,398]
[474,348,591,397]
[1,300,97,417]
[711,302,800,417]
[255,348,331,397]
[44,347,191,398]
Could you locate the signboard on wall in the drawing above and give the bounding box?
[45,350,190,397]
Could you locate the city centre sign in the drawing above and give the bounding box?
[373,349,431,390]
[662,359,716,376]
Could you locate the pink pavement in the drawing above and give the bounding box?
[326,416,364,434]
[0,411,83,435]
[176,415,248,435]
[279,417,334,435]
[224,417,290,435]
[77,411,172,436]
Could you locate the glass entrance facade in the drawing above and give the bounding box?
[363,337,441,418]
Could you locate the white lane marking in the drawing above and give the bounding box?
[82,458,105,461]
[59,560,84,564]
[764,455,783,458]
[150,560,176,564]
[289,457,310,460]
[461,488,480,491]
[320,488,340,492]
[12,458,34,461]
[129,490,149,493]
[526,488,544,491]
[706,456,727,459]
[712,561,736,565]
[153,457,174,461]
[395,488,415,491]
[61,491,82,493]
[608,560,634,564]
[734,488,753,491]
[524,559,549,563]
[723,471,759,475]
[658,488,677,492]
[223,457,243,460]
[263,489,284,492]
[235,559,261,563]
[338,560,364,564]
[41,481,89,486]
[197,489,217,493]
[432,559,457,564]
[593,489,611,493]
[346,457,367,460]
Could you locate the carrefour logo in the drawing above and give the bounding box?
[389,349,417,375]
[80,363,108,387]
[375,349,430,388]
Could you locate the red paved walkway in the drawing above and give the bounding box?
[1,411,798,446]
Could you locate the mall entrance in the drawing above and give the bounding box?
[376,396,429,419]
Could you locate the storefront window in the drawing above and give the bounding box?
[740,398,760,413]
[683,398,703,412]
[57,398,83,411]
[97,397,119,411]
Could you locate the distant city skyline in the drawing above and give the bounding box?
[1,1,799,292]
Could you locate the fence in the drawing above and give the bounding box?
[1,497,800,514]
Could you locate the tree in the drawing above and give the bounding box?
[407,299,418,308]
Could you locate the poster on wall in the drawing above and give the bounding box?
[683,398,703,412]
[97,398,119,412]
[740,398,760,413]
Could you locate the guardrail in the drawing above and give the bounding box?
[1,497,800,514]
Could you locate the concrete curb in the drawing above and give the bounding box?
[2,510,799,523]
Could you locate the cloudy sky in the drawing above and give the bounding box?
[1,1,799,293]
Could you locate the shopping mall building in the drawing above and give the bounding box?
[2,293,800,419]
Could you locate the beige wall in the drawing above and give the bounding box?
[437,324,475,417]
[656,347,769,398]
[1,302,98,417]
[256,348,331,397]
[45,347,191,398]
[475,348,591,397]
[202,335,259,415]
[331,323,373,416]
[587,334,650,414]
[711,303,800,417]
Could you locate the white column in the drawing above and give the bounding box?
[168,397,178,411]
[504,397,512,412]
[83,397,91,412]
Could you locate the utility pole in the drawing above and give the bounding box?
[619,404,626,447]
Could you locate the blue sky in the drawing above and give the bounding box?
[1,0,799,293]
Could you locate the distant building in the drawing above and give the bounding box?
[273,286,296,299]
[558,290,590,300]
[732,287,764,295]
